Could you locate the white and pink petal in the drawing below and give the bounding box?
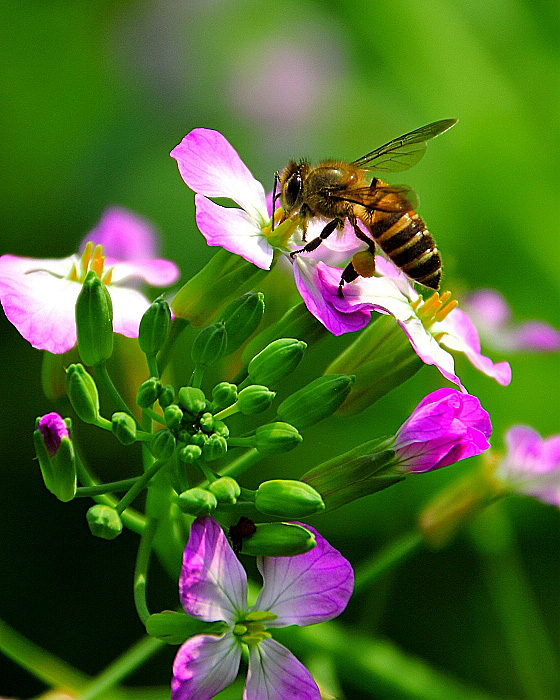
[244,639,320,700]
[80,207,159,260]
[108,258,180,287]
[171,633,241,700]
[254,523,353,627]
[179,517,248,623]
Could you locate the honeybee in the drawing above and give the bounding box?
[274,119,457,296]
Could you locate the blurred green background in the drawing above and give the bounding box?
[1,1,558,698]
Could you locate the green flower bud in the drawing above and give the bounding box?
[203,434,228,462]
[191,322,227,367]
[239,522,316,557]
[247,338,307,386]
[111,412,137,446]
[237,385,276,416]
[145,611,194,645]
[211,382,238,411]
[164,404,184,431]
[76,270,113,366]
[34,414,76,502]
[254,422,302,456]
[136,377,162,408]
[208,476,241,504]
[158,384,175,409]
[190,431,208,447]
[150,430,176,460]
[277,374,354,430]
[171,248,267,327]
[242,301,326,366]
[178,444,202,464]
[199,412,215,434]
[255,479,325,518]
[138,297,171,356]
[213,420,229,439]
[325,315,423,415]
[65,364,100,424]
[301,436,402,511]
[178,387,207,417]
[217,292,265,354]
[177,487,217,516]
[86,504,123,540]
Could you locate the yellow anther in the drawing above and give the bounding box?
[90,245,105,278]
[433,299,458,323]
[81,242,93,273]
[411,297,423,311]
[417,292,441,320]
[68,262,78,282]
[432,331,446,342]
[245,611,278,622]
[439,290,452,305]
[102,267,113,285]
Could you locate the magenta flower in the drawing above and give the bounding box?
[462,289,560,353]
[394,388,492,473]
[494,426,560,507]
[306,257,511,389]
[0,208,179,354]
[172,517,353,700]
[37,412,69,456]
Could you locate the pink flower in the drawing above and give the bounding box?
[394,388,492,473]
[305,257,511,389]
[462,289,560,353]
[0,208,179,354]
[494,426,560,507]
[172,517,353,700]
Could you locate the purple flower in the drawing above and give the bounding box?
[0,208,179,354]
[494,426,560,507]
[462,289,560,353]
[307,257,511,389]
[172,517,353,700]
[37,412,69,456]
[394,388,492,473]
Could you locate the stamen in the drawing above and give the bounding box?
[90,245,105,278]
[102,267,113,285]
[433,299,458,323]
[81,242,93,274]
[68,262,78,282]
[417,292,442,320]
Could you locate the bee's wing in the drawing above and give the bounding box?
[330,184,419,212]
[350,119,457,172]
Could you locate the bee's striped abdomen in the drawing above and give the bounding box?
[367,211,441,290]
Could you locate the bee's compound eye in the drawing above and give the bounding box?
[285,173,303,209]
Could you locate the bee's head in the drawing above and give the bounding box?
[279,160,309,215]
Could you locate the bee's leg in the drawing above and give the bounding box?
[290,217,343,258]
[337,262,359,298]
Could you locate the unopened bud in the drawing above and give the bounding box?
[34,413,76,501]
[139,297,171,356]
[86,504,122,540]
[178,444,202,464]
[199,412,215,434]
[136,377,162,408]
[203,434,228,462]
[255,479,325,518]
[146,611,194,645]
[213,420,229,439]
[239,522,316,557]
[191,431,208,447]
[111,412,137,445]
[178,387,207,417]
[217,292,265,354]
[237,385,276,415]
[150,430,176,460]
[164,404,184,430]
[208,477,240,504]
[254,422,302,456]
[277,375,354,430]
[76,270,113,366]
[211,382,237,411]
[178,487,217,516]
[158,384,175,409]
[65,364,100,424]
[247,338,306,386]
[191,322,227,367]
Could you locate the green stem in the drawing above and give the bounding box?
[78,635,165,700]
[157,318,189,375]
[0,616,88,693]
[93,362,139,425]
[146,353,159,379]
[226,436,256,448]
[213,403,240,421]
[142,407,166,426]
[470,503,560,700]
[115,459,167,514]
[354,531,424,595]
[197,460,217,484]
[190,365,206,389]
[219,448,263,479]
[76,455,145,534]
[134,517,159,625]
[75,477,141,498]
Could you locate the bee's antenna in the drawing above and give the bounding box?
[271,171,280,231]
